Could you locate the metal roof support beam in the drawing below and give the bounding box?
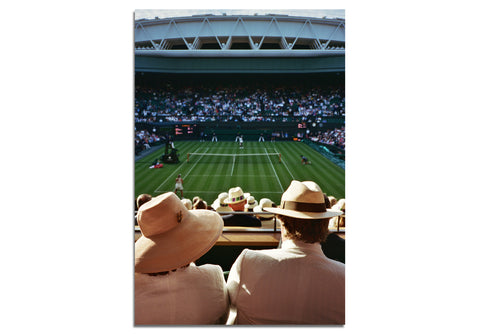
[136,22,158,50]
[272,17,289,50]
[323,22,345,49]
[225,17,242,50]
[306,19,325,50]
[204,18,224,49]
[157,20,175,50]
[171,19,192,50]
[238,17,258,50]
[257,18,275,49]
[290,20,308,49]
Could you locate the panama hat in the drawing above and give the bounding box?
[223,187,250,204]
[212,192,233,213]
[253,198,275,219]
[264,180,343,219]
[244,196,258,210]
[181,198,192,210]
[135,192,223,273]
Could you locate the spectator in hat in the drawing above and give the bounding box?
[181,198,193,210]
[328,196,338,207]
[222,187,261,227]
[135,192,228,325]
[330,198,345,228]
[244,196,258,212]
[253,198,276,220]
[212,192,233,214]
[227,180,344,324]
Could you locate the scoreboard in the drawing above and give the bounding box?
[175,124,197,137]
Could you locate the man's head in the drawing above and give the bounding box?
[264,180,343,243]
[278,215,330,243]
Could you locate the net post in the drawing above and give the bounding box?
[187,153,190,162]
[279,153,282,163]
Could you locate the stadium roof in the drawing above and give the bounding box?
[134,14,345,58]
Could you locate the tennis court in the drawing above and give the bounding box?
[135,141,345,205]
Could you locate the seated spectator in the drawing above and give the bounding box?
[193,197,208,210]
[253,198,279,229]
[329,198,345,229]
[223,187,249,211]
[328,196,338,207]
[135,194,152,226]
[136,194,152,210]
[243,196,258,212]
[135,192,228,324]
[253,198,276,220]
[181,198,192,210]
[227,180,344,324]
[222,187,261,227]
[321,195,345,264]
[212,192,233,213]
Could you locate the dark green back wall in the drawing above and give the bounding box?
[135,55,345,73]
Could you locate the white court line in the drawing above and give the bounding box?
[265,148,284,192]
[231,155,235,176]
[186,174,278,178]
[153,146,203,193]
[274,149,295,180]
[183,147,210,179]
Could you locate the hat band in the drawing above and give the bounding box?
[281,201,326,213]
[231,195,244,202]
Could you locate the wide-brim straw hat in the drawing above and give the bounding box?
[244,196,258,210]
[223,187,250,204]
[135,192,223,273]
[253,198,275,219]
[264,180,343,219]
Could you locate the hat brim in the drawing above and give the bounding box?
[263,207,343,219]
[215,206,233,213]
[135,209,223,273]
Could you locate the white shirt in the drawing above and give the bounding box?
[135,263,229,325]
[227,239,345,324]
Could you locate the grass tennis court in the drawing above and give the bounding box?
[135,141,345,205]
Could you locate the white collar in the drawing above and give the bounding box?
[281,238,325,255]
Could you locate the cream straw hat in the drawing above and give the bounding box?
[264,181,343,219]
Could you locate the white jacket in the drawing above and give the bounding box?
[135,263,229,325]
[227,239,345,324]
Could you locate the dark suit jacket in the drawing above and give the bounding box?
[222,214,261,227]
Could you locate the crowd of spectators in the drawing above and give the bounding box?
[135,85,344,124]
[134,129,163,155]
[309,127,345,149]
